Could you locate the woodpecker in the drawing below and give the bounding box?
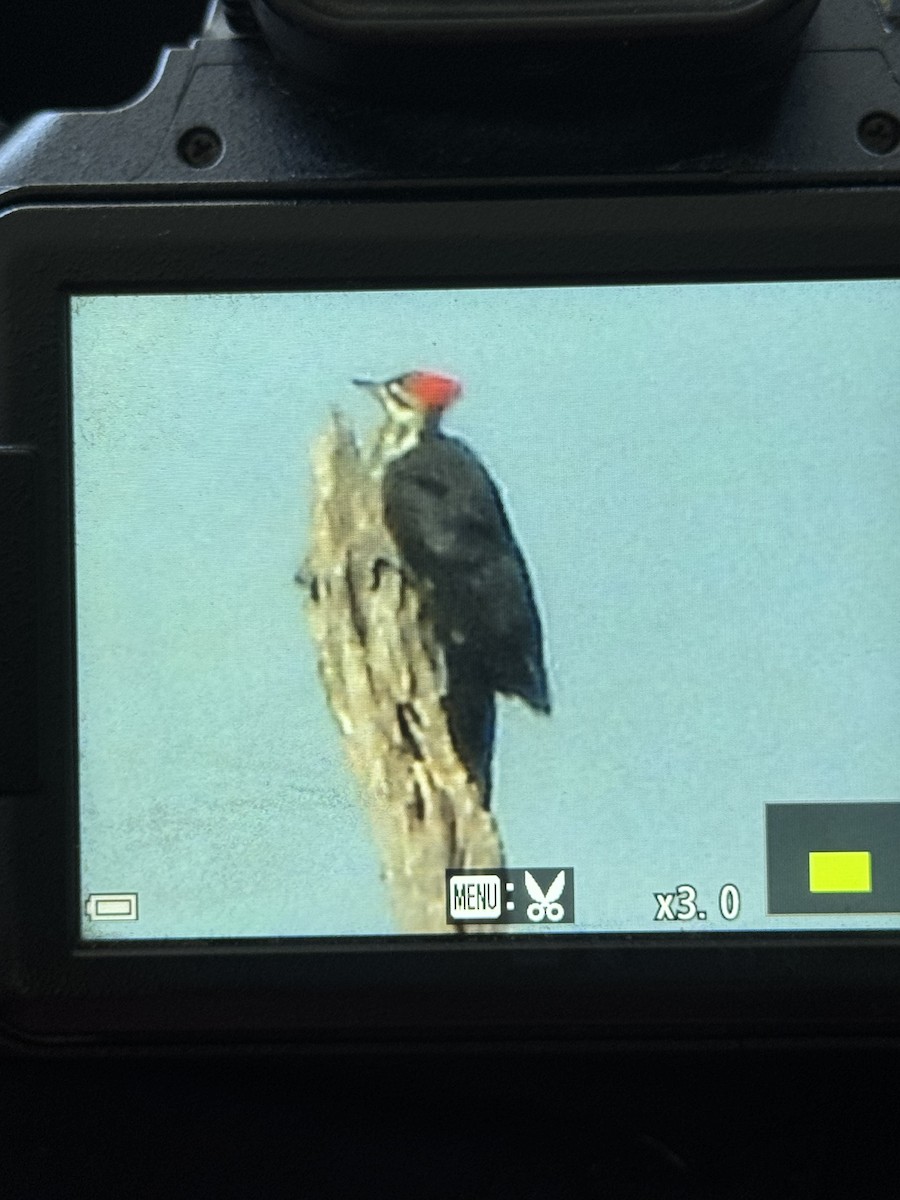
[352,370,550,808]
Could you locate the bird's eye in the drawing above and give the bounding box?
[388,381,413,408]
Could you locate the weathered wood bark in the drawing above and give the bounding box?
[302,413,504,934]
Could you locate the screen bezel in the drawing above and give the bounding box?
[3,190,900,1046]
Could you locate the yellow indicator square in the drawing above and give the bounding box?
[808,851,872,894]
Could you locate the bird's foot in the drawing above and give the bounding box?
[371,554,407,591]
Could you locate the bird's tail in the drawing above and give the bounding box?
[442,648,496,810]
[510,653,551,715]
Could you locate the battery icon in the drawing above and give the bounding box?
[85,893,139,921]
[767,803,900,913]
[808,851,872,894]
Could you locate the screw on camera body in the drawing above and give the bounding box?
[857,111,900,156]
[178,127,224,168]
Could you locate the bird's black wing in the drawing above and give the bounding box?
[382,434,549,711]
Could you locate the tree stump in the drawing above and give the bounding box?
[302,413,504,934]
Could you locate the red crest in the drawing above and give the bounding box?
[401,371,463,412]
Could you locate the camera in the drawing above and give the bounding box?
[2,0,900,1051]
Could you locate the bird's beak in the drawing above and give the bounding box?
[352,377,389,414]
[352,377,380,397]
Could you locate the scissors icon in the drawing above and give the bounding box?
[524,870,566,923]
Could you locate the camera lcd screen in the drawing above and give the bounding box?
[70,281,900,942]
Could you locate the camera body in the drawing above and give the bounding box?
[0,0,898,194]
[2,0,900,1052]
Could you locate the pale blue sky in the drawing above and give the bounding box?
[72,281,900,939]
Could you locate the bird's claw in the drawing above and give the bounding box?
[371,555,406,590]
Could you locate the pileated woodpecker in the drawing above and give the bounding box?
[353,370,550,808]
